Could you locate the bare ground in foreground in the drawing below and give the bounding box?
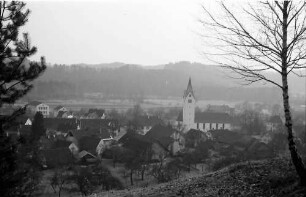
[95,157,306,197]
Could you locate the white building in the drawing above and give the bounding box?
[28,101,50,117]
[178,78,232,133]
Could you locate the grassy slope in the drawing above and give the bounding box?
[96,157,306,197]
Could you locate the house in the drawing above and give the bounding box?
[78,150,97,163]
[66,127,112,144]
[177,111,232,132]
[2,114,34,138]
[145,124,185,155]
[5,124,32,138]
[28,101,50,117]
[25,118,32,125]
[177,78,232,132]
[83,109,106,119]
[53,105,68,118]
[96,137,114,155]
[56,111,68,118]
[266,115,283,132]
[65,126,114,157]
[134,115,164,135]
[78,135,101,155]
[44,118,79,132]
[69,142,79,156]
[79,118,119,137]
[118,131,168,161]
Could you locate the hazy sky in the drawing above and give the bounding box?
[23,0,210,65]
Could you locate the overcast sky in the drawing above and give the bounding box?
[22,0,213,65]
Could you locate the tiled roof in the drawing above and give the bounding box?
[156,136,173,148]
[144,125,178,148]
[28,101,43,106]
[145,124,176,139]
[68,127,111,140]
[78,150,96,159]
[78,135,101,155]
[119,131,152,153]
[56,111,69,118]
[195,112,232,123]
[44,118,78,131]
[137,115,164,127]
[80,119,115,130]
[177,111,232,123]
[54,105,64,111]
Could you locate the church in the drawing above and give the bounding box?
[177,78,232,133]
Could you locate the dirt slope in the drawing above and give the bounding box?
[96,157,306,197]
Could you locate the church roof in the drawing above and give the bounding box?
[183,77,195,99]
[195,112,232,123]
[177,111,232,123]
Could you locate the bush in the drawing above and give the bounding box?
[150,158,185,183]
[70,163,123,195]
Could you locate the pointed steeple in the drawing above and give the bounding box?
[183,77,195,99]
[186,77,193,92]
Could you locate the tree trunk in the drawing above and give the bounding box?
[281,1,306,186]
[130,170,133,186]
[282,75,306,185]
[141,168,145,181]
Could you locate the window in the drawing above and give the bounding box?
[210,123,212,130]
[197,123,199,129]
[188,99,192,103]
[222,123,225,129]
[203,123,205,130]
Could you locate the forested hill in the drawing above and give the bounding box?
[25,61,305,103]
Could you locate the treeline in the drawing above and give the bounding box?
[25,62,284,103]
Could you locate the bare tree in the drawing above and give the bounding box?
[201,1,306,185]
[50,167,70,197]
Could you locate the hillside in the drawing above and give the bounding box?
[23,61,303,104]
[96,157,306,197]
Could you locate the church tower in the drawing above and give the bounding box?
[183,77,195,131]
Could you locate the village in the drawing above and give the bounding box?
[3,78,304,196]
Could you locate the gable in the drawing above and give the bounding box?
[37,103,49,108]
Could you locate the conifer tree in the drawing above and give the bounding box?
[31,112,45,141]
[0,1,46,196]
[0,1,46,132]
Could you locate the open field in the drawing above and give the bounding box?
[17,98,239,112]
